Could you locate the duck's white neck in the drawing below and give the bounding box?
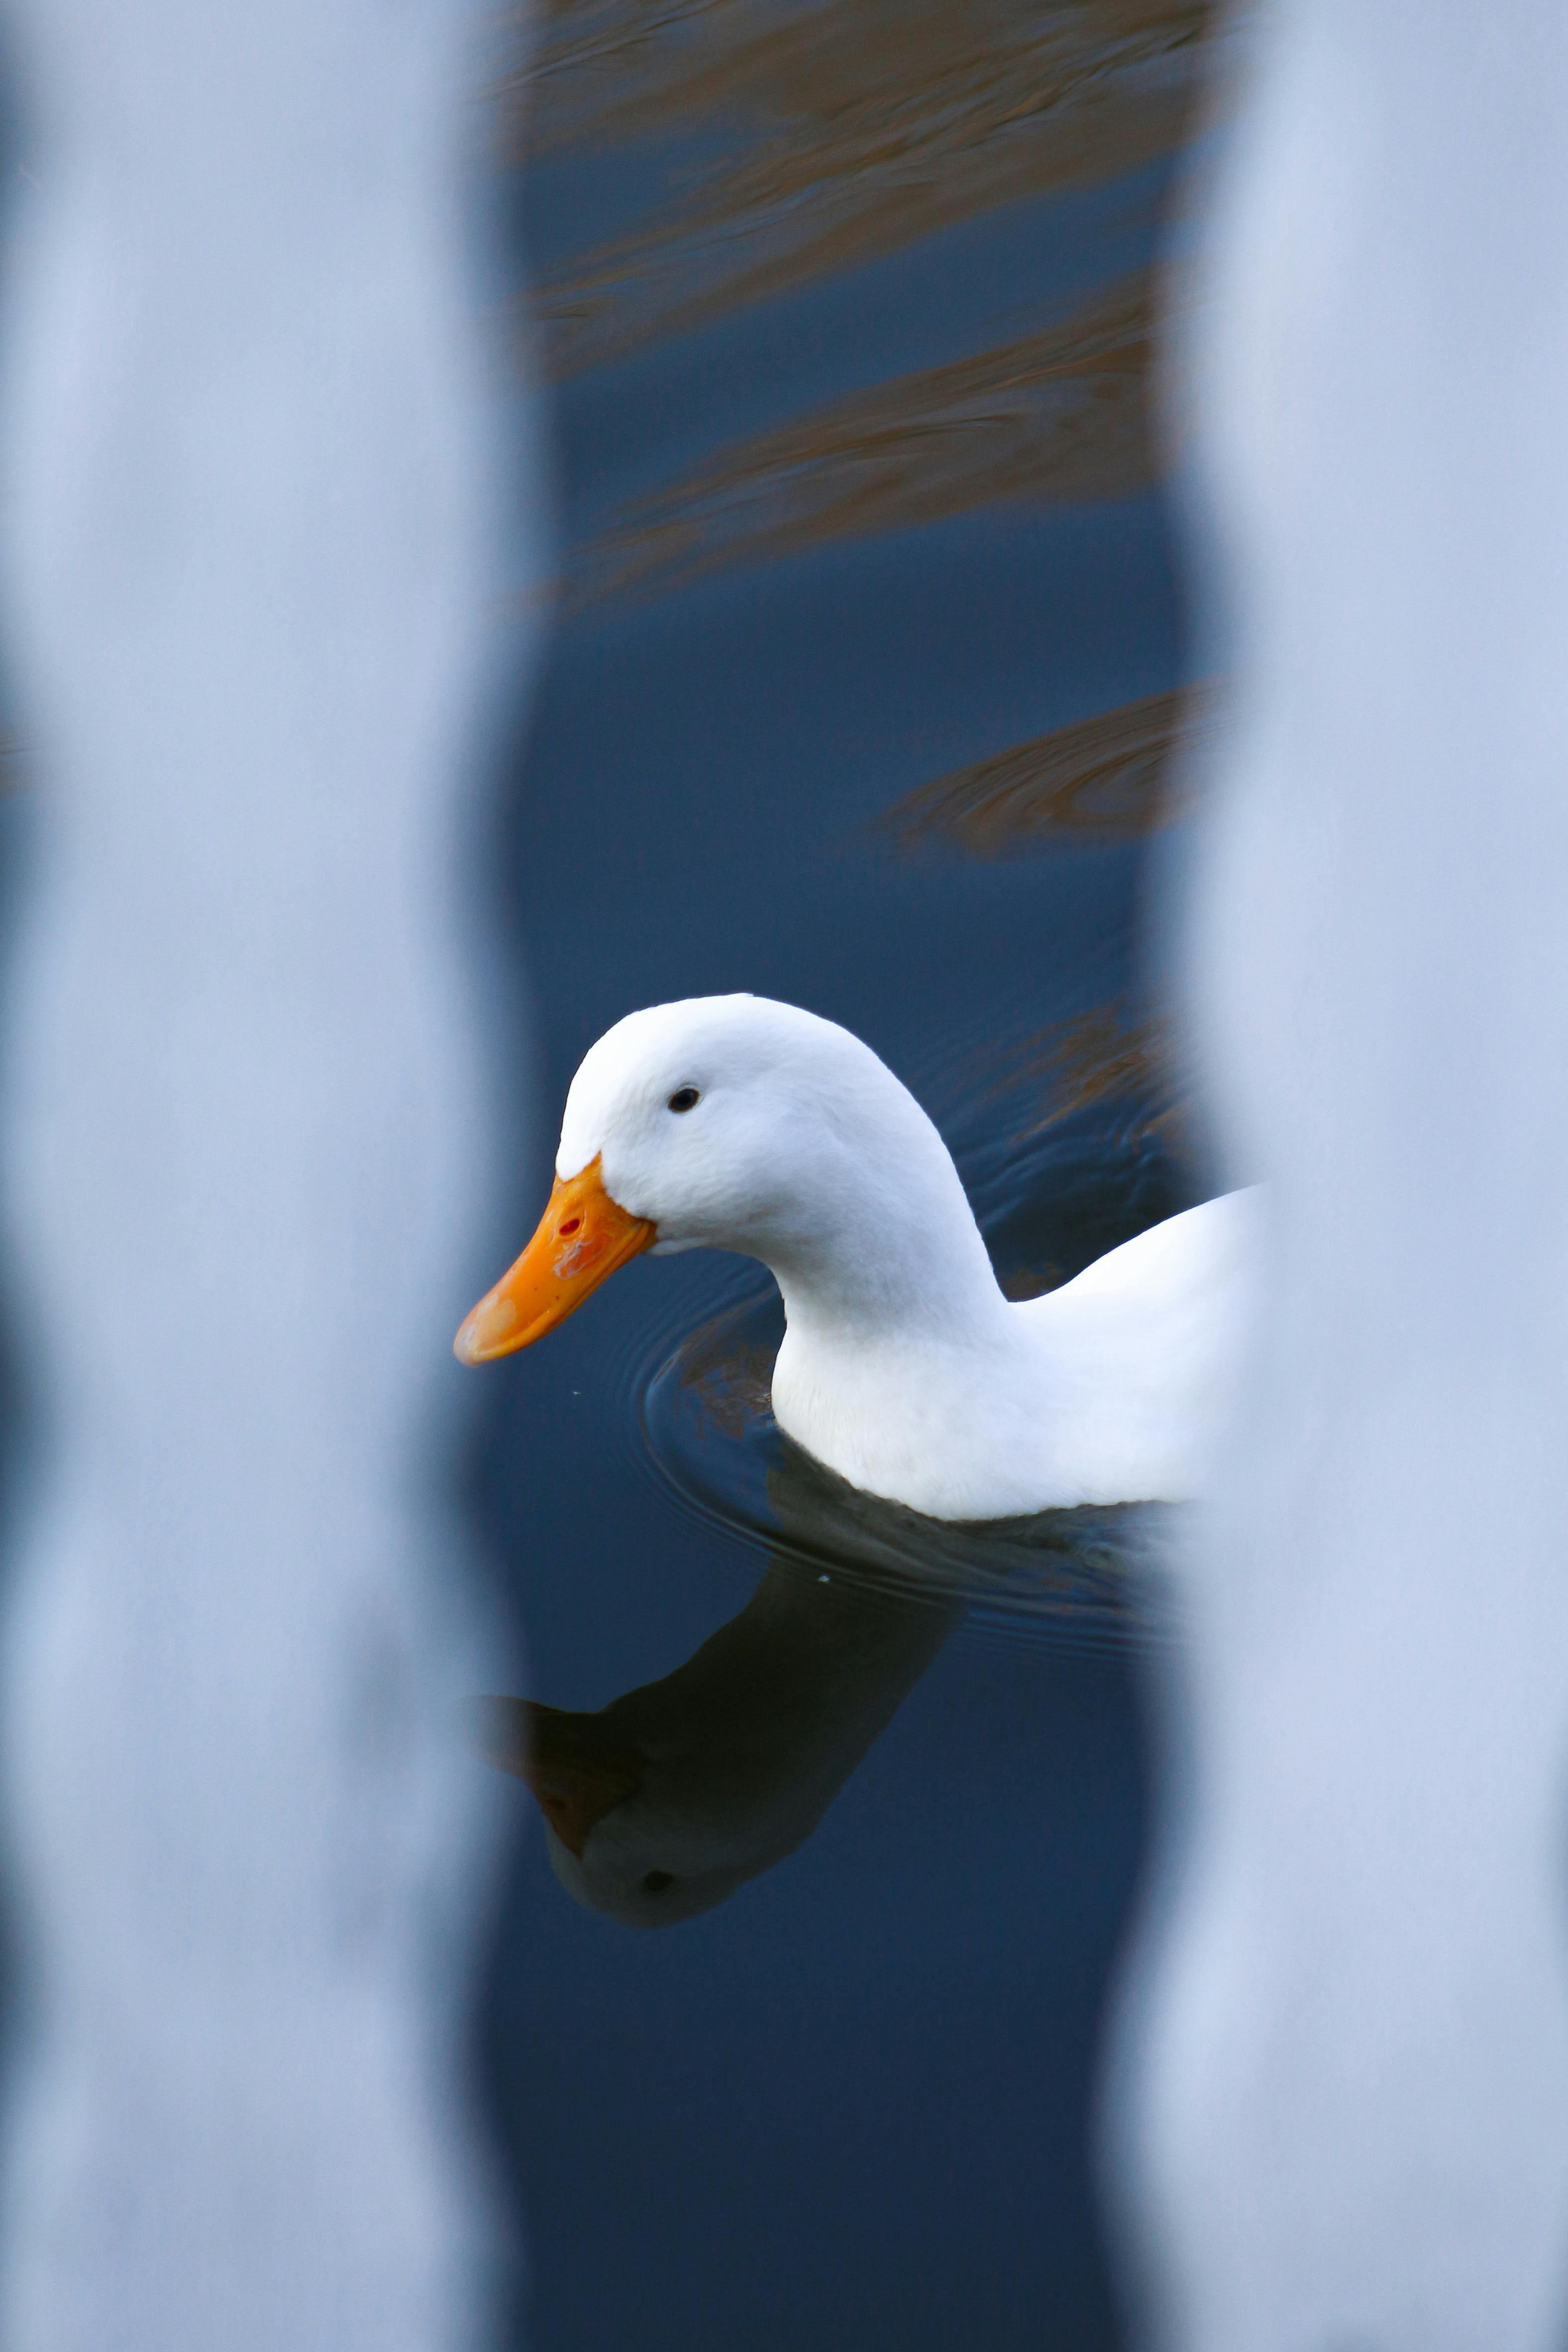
[752,1120,1009,1354]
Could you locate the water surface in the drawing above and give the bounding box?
[479,4,1209,2340]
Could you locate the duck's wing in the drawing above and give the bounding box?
[1017,1187,1264,1502]
[1040,1187,1264,1314]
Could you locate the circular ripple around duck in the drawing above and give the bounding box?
[639,1284,1178,1655]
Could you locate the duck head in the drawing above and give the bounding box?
[455,993,1001,1365]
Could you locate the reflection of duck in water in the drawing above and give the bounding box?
[477,1541,955,1928]
[476,1434,1150,1926]
[458,994,1257,1520]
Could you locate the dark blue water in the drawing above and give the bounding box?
[476,9,1205,2342]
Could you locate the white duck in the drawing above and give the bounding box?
[455,994,1259,1521]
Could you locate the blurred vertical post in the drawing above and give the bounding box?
[1111,5,1568,2348]
[0,1,528,2345]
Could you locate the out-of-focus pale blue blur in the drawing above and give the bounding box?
[1108,8,1568,2350]
[0,0,538,2343]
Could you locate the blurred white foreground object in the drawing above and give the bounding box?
[1112,5,1568,2349]
[0,1,528,2345]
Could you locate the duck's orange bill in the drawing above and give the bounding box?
[454,1155,655,1364]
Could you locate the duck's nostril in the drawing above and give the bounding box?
[642,1870,675,1894]
[557,1215,582,1237]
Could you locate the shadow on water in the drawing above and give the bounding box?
[477,1378,1174,1926]
[473,1511,963,1931]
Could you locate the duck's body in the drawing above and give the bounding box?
[458,994,1259,1521]
[774,1187,1258,1520]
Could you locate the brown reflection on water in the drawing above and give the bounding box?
[876,682,1214,857]
[1000,997,1181,1140]
[566,272,1154,607]
[673,1310,778,1442]
[516,0,1207,378]
[989,1000,1187,1295]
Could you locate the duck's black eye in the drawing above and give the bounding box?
[667,1086,700,1114]
[642,1870,675,1893]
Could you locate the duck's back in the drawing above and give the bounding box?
[1020,1187,1263,1505]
